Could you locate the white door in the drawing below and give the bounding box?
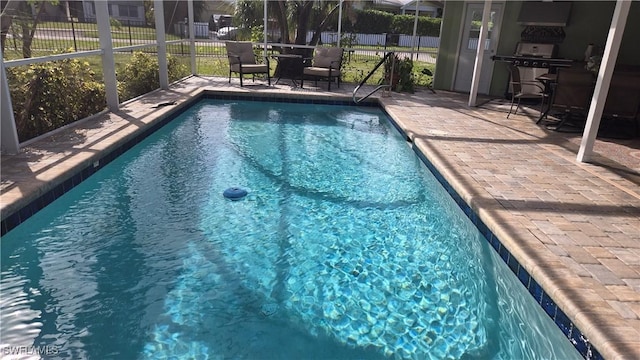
[454,3,503,94]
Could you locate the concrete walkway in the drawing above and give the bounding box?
[1,76,639,359]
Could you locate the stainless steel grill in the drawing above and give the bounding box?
[493,42,572,95]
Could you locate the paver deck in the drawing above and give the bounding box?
[1,76,639,359]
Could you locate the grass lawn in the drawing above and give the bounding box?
[4,41,435,88]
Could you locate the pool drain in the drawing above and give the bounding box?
[223,187,248,200]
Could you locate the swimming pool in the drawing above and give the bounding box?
[0,98,582,359]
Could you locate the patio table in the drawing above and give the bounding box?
[271,54,304,87]
[535,72,557,124]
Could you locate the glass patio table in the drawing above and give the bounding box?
[271,54,305,87]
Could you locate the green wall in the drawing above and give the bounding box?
[562,1,640,66]
[435,1,640,97]
[432,1,463,91]
[489,2,521,96]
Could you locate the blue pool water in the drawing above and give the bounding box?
[1,99,581,359]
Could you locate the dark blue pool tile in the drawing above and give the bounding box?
[71,173,82,187]
[507,254,520,274]
[203,92,371,107]
[52,183,65,199]
[476,220,489,238]
[554,308,572,337]
[587,344,604,360]
[570,327,590,357]
[3,213,20,234]
[29,201,41,216]
[42,190,56,208]
[18,206,32,224]
[101,152,113,166]
[463,205,473,218]
[528,278,544,302]
[541,291,557,318]
[80,166,91,181]
[29,199,41,215]
[451,192,462,206]
[516,266,531,288]
[498,244,510,263]
[84,165,95,179]
[112,146,124,158]
[488,233,501,251]
[61,178,74,192]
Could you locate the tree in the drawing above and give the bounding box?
[237,0,345,57]
[151,1,207,33]
[1,0,56,57]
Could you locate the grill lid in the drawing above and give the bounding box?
[515,43,557,58]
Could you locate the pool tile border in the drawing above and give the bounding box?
[0,91,602,360]
[0,92,376,235]
[1,99,191,236]
[380,103,602,360]
[411,144,604,360]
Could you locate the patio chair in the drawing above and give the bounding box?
[547,68,595,131]
[506,65,548,119]
[601,71,640,138]
[225,41,270,87]
[301,47,343,91]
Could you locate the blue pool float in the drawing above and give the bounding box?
[223,187,248,200]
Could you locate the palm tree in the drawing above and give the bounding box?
[237,0,347,56]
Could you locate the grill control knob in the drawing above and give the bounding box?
[542,62,548,67]
[532,61,539,67]
[523,61,530,66]
[513,60,520,66]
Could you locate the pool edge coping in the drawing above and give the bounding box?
[379,101,617,360]
[0,87,614,360]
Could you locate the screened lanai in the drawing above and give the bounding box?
[1,0,441,153]
[1,2,639,360]
[2,0,636,162]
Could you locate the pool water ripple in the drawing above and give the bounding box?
[0,100,582,360]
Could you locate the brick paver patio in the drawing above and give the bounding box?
[1,76,638,359]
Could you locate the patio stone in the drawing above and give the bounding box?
[1,76,638,360]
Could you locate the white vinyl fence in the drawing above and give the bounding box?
[306,32,440,49]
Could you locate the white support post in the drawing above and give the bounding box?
[0,47,20,154]
[411,0,419,60]
[154,0,169,89]
[188,0,196,75]
[577,0,630,162]
[263,0,268,57]
[468,0,491,107]
[95,0,119,111]
[337,0,343,47]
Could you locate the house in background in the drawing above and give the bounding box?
[201,0,236,23]
[80,0,145,23]
[368,0,410,14]
[434,1,640,97]
[401,0,443,17]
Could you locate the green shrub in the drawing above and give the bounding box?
[6,58,106,142]
[396,57,415,93]
[353,10,394,34]
[117,51,189,101]
[392,15,441,36]
[351,9,441,36]
[383,54,414,93]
